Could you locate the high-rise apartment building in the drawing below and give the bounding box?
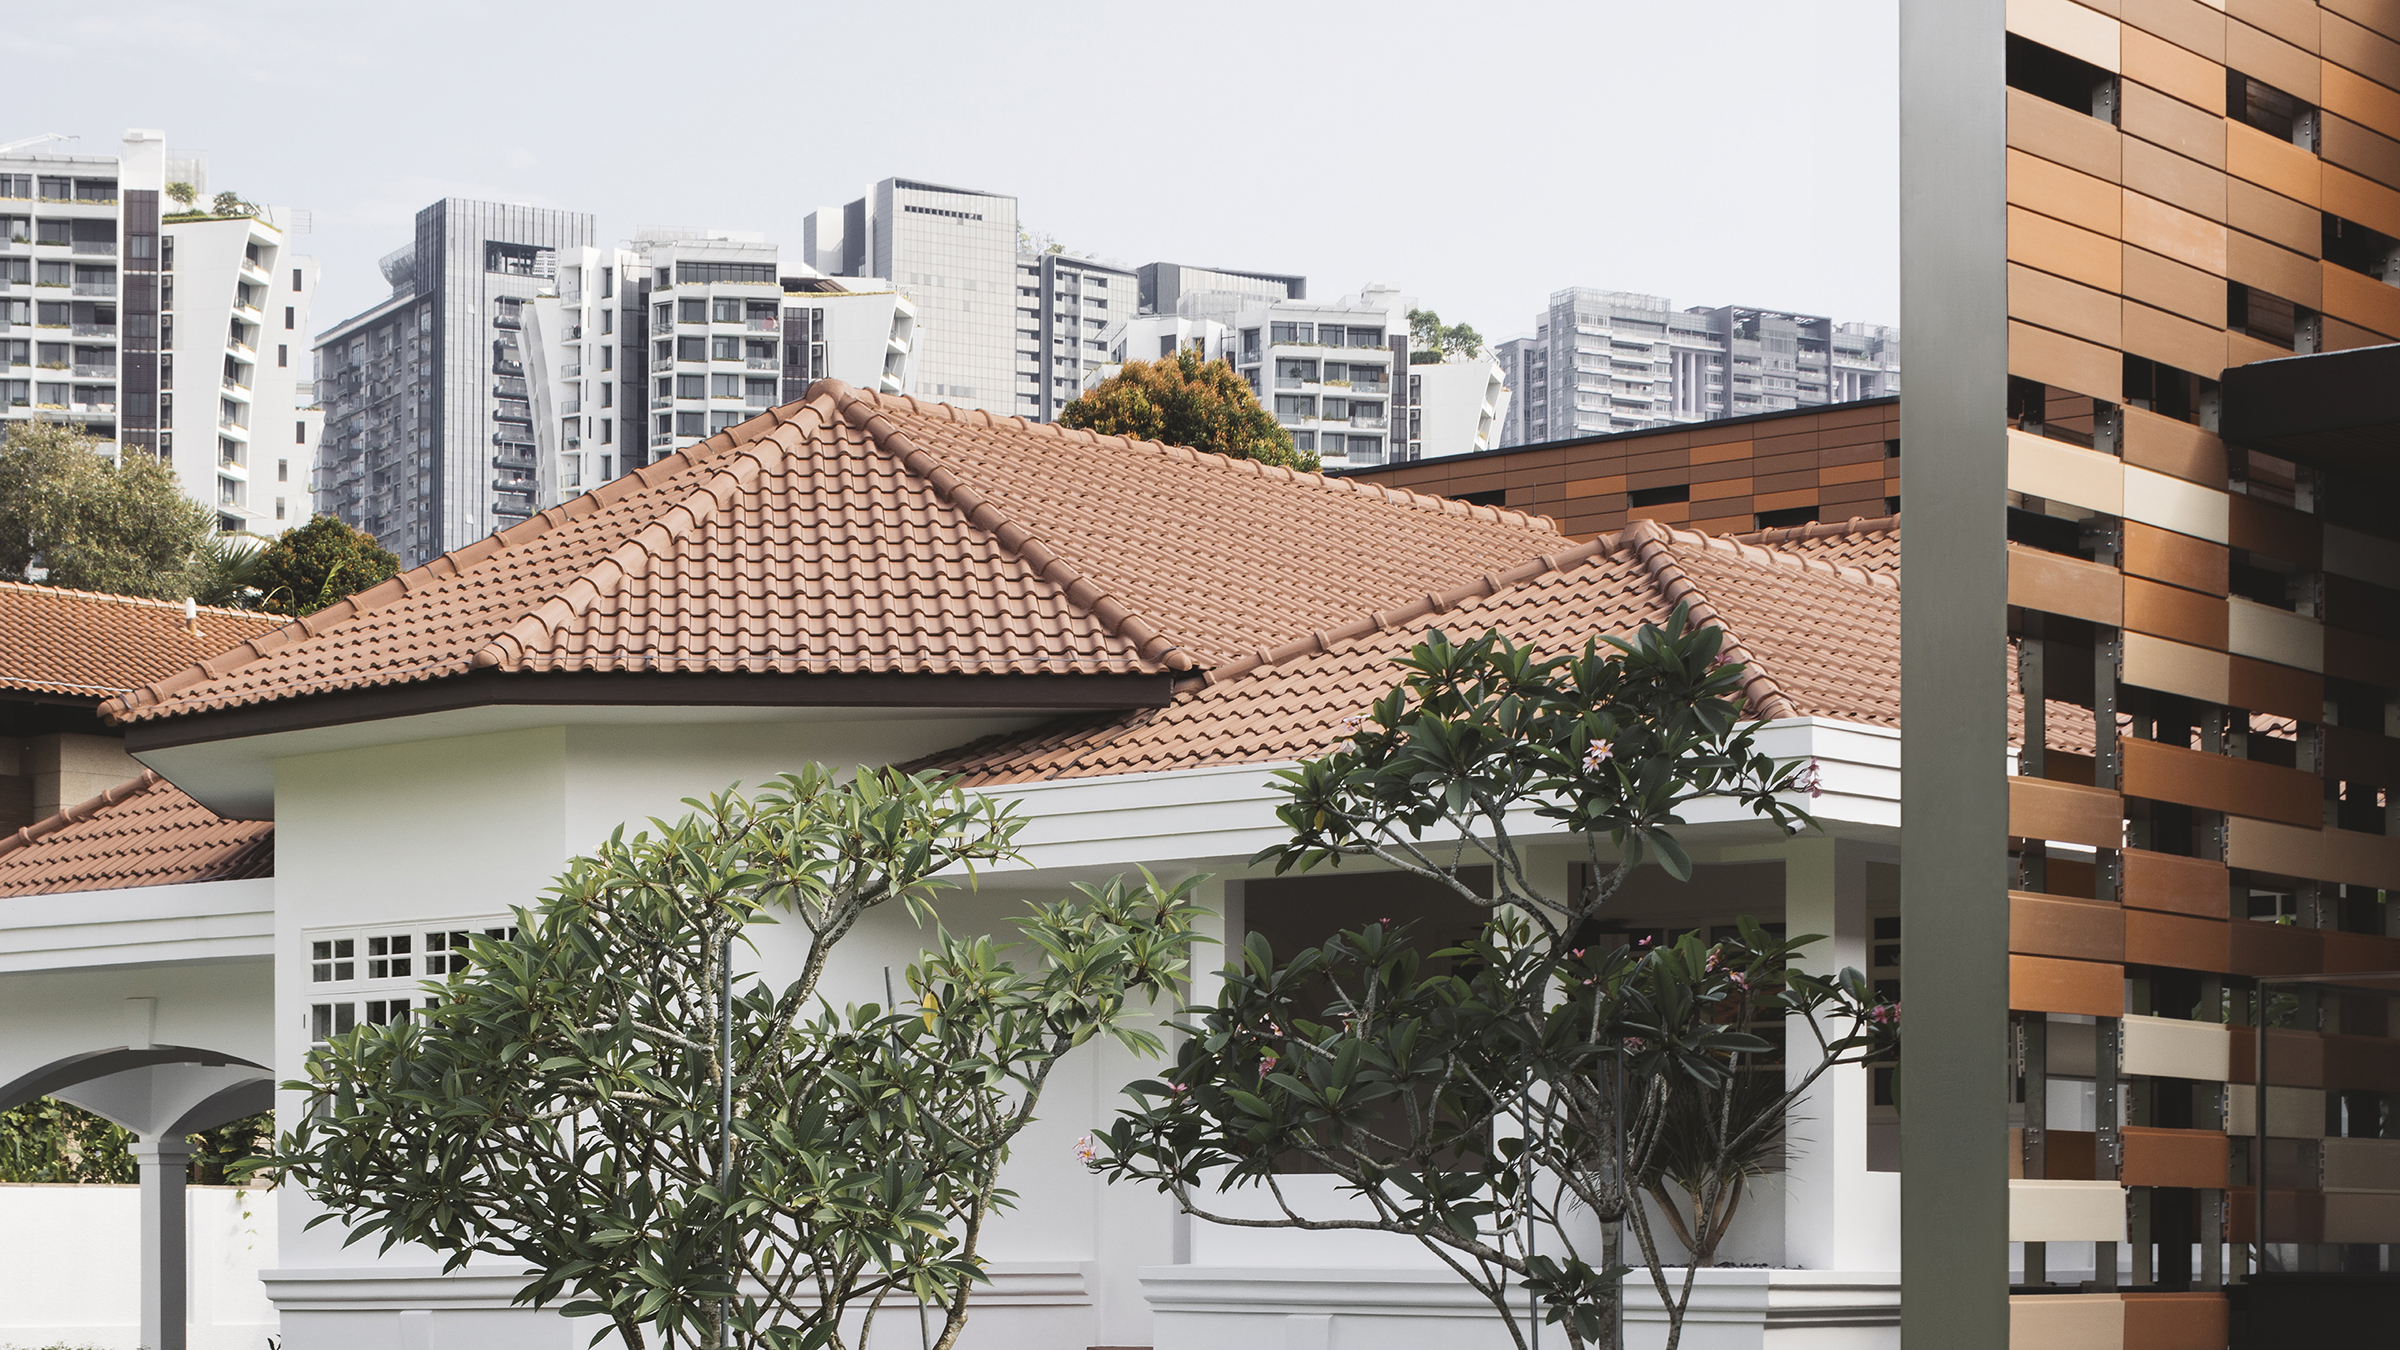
[312,200,593,567]
[1015,250,1134,421]
[517,231,920,508]
[1095,284,1508,467]
[2,129,318,537]
[1495,288,1903,445]
[807,179,1015,413]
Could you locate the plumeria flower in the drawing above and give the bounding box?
[1793,758,1824,800]
[1582,739,1615,774]
[1073,1134,1098,1165]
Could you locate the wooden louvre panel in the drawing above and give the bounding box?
[2011,952,2126,1016]
[2121,1126,2233,1189]
[2122,520,2228,595]
[2228,651,2322,721]
[2125,908,2234,971]
[2120,848,2231,918]
[2321,1033,2400,1094]
[2119,737,2324,827]
[2231,918,2325,979]
[2008,544,2124,624]
[2011,891,2129,961]
[2120,406,2227,486]
[2011,776,2127,848]
[2120,1291,2229,1350]
[2123,574,2231,648]
[2229,1188,2327,1245]
[2230,1025,2328,1088]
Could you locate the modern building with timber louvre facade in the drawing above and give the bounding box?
[1902,0,2400,1345]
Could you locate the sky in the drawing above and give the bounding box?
[13,0,1900,349]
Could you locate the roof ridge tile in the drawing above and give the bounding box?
[0,770,162,861]
[1625,522,1798,719]
[829,384,1194,673]
[0,580,266,620]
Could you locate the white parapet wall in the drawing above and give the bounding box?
[0,1183,277,1350]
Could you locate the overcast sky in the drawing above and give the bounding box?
[17,0,1899,348]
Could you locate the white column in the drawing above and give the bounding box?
[1783,837,1875,1270]
[135,1138,194,1350]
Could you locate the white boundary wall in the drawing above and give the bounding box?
[0,1183,276,1350]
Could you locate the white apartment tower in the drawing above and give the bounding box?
[2,129,318,536]
[806,179,1016,413]
[518,233,920,507]
[1496,288,1902,446]
[1096,284,1509,467]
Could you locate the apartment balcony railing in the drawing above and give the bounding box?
[218,415,246,432]
[492,431,534,449]
[1275,411,1308,426]
[745,357,776,371]
[1348,414,1388,429]
[492,313,522,330]
[491,478,536,494]
[492,454,536,470]
[1274,377,1309,389]
[560,362,581,379]
[222,376,249,393]
[745,393,774,408]
[74,323,116,338]
[746,319,777,332]
[72,241,115,255]
[72,281,116,296]
[72,401,116,415]
[650,433,675,449]
[76,363,117,378]
[493,359,524,376]
[560,398,581,414]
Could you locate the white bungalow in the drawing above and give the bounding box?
[1,385,1911,1349]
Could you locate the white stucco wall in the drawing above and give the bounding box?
[0,1183,276,1350]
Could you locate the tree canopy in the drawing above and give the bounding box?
[251,515,400,616]
[1059,347,1316,472]
[1407,308,1485,364]
[267,767,1207,1350]
[1097,613,1897,1350]
[0,422,214,599]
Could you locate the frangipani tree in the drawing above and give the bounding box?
[1097,612,1899,1350]
[267,767,1207,1350]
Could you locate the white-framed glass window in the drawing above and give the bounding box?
[305,919,518,1046]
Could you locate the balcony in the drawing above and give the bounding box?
[491,478,536,494]
[76,363,117,378]
[72,241,115,255]
[1348,414,1389,429]
[745,357,775,371]
[218,415,248,434]
[222,376,250,393]
[491,431,534,449]
[650,433,675,449]
[559,362,581,379]
[560,398,581,414]
[72,281,116,297]
[745,393,774,408]
[747,319,777,332]
[493,359,524,376]
[75,323,117,338]
[492,313,522,330]
[491,454,536,471]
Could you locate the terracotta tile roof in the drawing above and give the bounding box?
[103,383,1556,726]
[0,582,285,701]
[916,518,1904,786]
[0,771,273,897]
[1733,515,1900,574]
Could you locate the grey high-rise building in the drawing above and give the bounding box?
[313,199,593,567]
[1495,288,1901,446]
[805,179,1016,414]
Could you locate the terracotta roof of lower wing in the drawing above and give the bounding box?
[915,520,1904,787]
[102,383,1557,730]
[1732,514,1900,575]
[0,771,273,897]
[0,582,287,701]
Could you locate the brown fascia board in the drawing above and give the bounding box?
[120,669,1181,755]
